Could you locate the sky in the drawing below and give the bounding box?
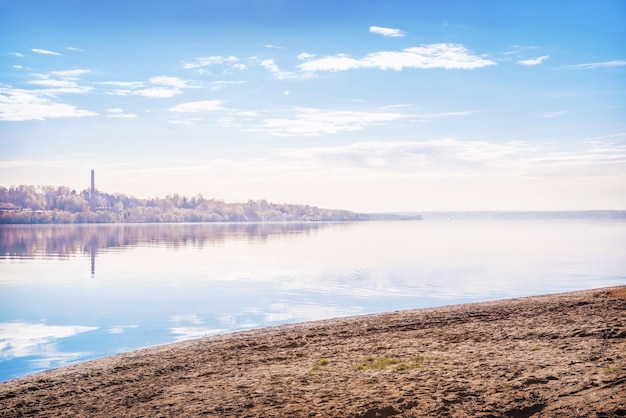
[0,0,625,212]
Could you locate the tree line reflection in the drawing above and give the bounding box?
[0,222,330,260]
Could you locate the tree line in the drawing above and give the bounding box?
[0,185,376,224]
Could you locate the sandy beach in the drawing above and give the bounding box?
[1,286,624,417]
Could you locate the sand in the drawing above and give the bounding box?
[1,286,625,417]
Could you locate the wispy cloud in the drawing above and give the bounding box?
[106,108,138,119]
[504,45,536,55]
[169,100,225,113]
[27,70,93,95]
[0,87,98,121]
[183,55,240,70]
[369,25,405,37]
[31,48,62,56]
[541,111,568,118]
[49,69,91,78]
[96,81,144,88]
[256,107,412,136]
[298,43,496,72]
[96,80,143,96]
[278,138,626,178]
[518,55,549,66]
[66,46,86,52]
[259,58,299,79]
[149,75,197,89]
[103,76,197,98]
[133,87,183,98]
[561,60,626,70]
[210,80,245,91]
[9,52,25,57]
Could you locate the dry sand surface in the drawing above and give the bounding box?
[1,286,625,417]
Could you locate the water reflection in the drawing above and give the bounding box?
[1,220,625,381]
[0,223,327,278]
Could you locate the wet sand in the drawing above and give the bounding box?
[1,286,625,417]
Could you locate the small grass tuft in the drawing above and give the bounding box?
[604,367,618,374]
[306,358,331,375]
[357,355,431,372]
[530,345,541,351]
[356,356,401,370]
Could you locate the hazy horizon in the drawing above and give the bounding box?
[1,1,625,212]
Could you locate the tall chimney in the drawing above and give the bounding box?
[90,170,95,211]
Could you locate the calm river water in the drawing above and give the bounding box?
[1,219,625,381]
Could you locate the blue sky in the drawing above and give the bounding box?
[1,0,625,211]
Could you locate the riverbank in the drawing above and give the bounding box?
[1,286,625,417]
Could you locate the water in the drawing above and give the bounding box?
[1,220,625,381]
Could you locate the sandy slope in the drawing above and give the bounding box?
[1,286,625,417]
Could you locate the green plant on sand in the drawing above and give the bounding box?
[356,355,430,371]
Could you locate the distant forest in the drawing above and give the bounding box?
[0,185,419,224]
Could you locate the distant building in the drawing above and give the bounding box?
[0,202,22,212]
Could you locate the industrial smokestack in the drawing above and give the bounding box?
[90,170,95,211]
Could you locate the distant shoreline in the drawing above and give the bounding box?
[1,286,625,416]
[2,209,626,225]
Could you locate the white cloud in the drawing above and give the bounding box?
[167,117,204,126]
[13,65,23,69]
[149,75,196,89]
[100,76,196,98]
[66,46,86,52]
[265,44,284,49]
[0,87,98,121]
[133,87,183,98]
[260,59,280,73]
[169,100,225,113]
[259,59,298,79]
[297,52,316,60]
[369,25,405,37]
[31,48,62,56]
[183,55,240,70]
[257,107,412,136]
[106,108,137,119]
[9,52,25,57]
[561,60,626,70]
[210,80,245,91]
[298,43,496,72]
[518,55,549,66]
[26,70,93,95]
[49,69,91,78]
[96,81,144,88]
[97,81,144,96]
